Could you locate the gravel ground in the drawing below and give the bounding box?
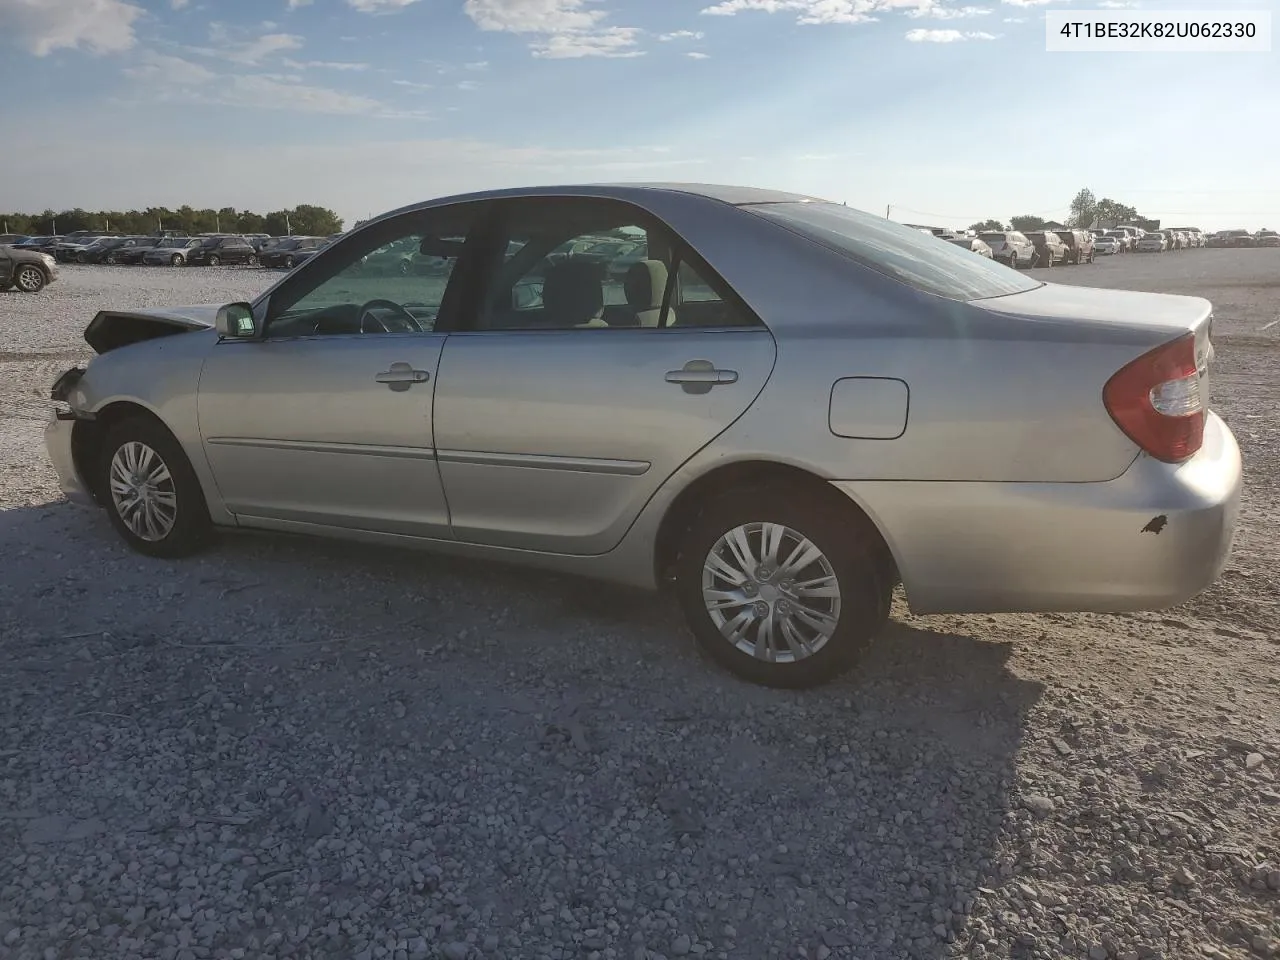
[1,257,1277,960]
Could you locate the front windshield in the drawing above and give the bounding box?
[746,202,1040,301]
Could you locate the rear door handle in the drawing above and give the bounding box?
[665,359,738,395]
[375,361,429,392]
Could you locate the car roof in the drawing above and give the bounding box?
[373,182,826,223]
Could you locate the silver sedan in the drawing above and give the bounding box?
[45,184,1242,688]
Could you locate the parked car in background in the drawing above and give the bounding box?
[42,182,1242,689]
[186,235,259,266]
[1257,230,1280,247]
[77,236,147,264]
[1103,229,1132,252]
[1093,234,1121,255]
[0,234,30,245]
[290,237,336,267]
[1024,230,1068,267]
[978,230,1035,268]
[1137,234,1168,253]
[113,237,177,265]
[0,242,58,292]
[54,235,117,262]
[16,236,62,254]
[1168,227,1204,248]
[244,234,272,251]
[143,238,204,266]
[1053,228,1095,264]
[259,236,325,269]
[1220,229,1256,248]
[947,236,993,258]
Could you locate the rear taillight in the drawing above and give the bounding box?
[1103,332,1205,463]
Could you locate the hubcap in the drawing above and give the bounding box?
[16,267,42,291]
[701,522,841,664]
[109,442,178,541]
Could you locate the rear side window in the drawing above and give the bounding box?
[744,202,1039,301]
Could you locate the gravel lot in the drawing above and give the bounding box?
[1,255,1277,960]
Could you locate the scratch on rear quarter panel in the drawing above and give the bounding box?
[1142,515,1168,535]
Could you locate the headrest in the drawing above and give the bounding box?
[624,259,668,310]
[542,258,604,324]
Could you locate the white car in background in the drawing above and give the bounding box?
[1137,234,1168,253]
[1093,235,1121,255]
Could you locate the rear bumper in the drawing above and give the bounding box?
[833,412,1242,615]
[44,415,94,506]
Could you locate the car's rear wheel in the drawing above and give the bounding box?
[105,253,118,264]
[284,255,296,269]
[247,255,258,267]
[673,487,891,689]
[15,265,46,293]
[99,416,212,558]
[170,254,184,267]
[207,254,221,266]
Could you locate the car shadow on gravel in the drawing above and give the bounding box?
[3,503,1044,959]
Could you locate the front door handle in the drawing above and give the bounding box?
[665,359,738,395]
[375,361,429,392]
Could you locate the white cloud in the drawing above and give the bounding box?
[122,50,427,120]
[1003,15,1025,21]
[529,26,644,58]
[687,50,711,58]
[701,0,997,23]
[393,79,433,88]
[198,22,304,64]
[286,0,314,8]
[457,79,480,90]
[347,0,423,11]
[659,29,706,40]
[914,5,991,18]
[905,26,997,39]
[465,0,644,58]
[1000,0,1065,6]
[170,0,190,8]
[283,58,370,70]
[1096,0,1138,7]
[0,0,143,56]
[463,59,489,69]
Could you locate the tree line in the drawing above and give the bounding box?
[1,204,344,238]
[967,189,1148,234]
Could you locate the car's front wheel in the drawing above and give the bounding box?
[14,265,46,293]
[170,254,184,267]
[99,416,212,558]
[207,254,221,266]
[673,487,891,689]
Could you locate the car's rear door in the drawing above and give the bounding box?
[430,196,777,555]
[196,204,487,538]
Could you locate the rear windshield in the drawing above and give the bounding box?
[745,202,1039,301]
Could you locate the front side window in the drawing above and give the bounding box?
[472,198,760,331]
[263,205,481,338]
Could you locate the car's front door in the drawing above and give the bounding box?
[431,196,777,555]
[0,249,12,286]
[196,205,485,537]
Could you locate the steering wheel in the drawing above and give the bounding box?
[357,299,423,334]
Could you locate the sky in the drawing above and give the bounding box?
[0,0,1277,232]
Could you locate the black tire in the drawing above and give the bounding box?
[247,255,258,267]
[207,254,221,266]
[99,415,213,559]
[170,254,184,267]
[105,253,118,265]
[673,486,891,689]
[14,264,46,293]
[284,255,296,269]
